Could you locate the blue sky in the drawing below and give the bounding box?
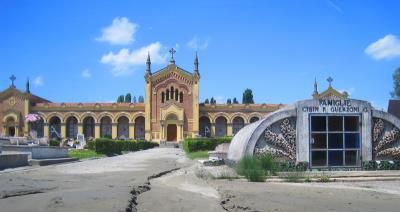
[1,0,400,110]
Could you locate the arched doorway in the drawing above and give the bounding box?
[49,116,61,139]
[135,116,145,140]
[167,124,177,141]
[117,116,129,139]
[5,117,16,137]
[83,117,95,138]
[232,116,245,135]
[100,116,112,138]
[66,116,78,139]
[215,116,227,137]
[199,116,211,137]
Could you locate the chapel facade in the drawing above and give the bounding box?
[0,49,284,142]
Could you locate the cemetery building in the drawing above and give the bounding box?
[228,78,400,168]
[0,49,283,142]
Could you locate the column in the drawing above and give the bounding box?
[94,123,100,139]
[15,126,19,137]
[44,123,49,138]
[24,99,30,137]
[227,123,233,136]
[129,123,135,140]
[144,77,152,141]
[160,124,164,141]
[77,123,83,135]
[177,124,182,141]
[61,123,66,138]
[211,123,216,138]
[112,123,117,139]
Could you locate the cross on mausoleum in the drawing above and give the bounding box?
[327,76,333,87]
[10,74,16,87]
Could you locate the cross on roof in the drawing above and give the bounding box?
[169,48,176,58]
[169,48,176,64]
[327,76,333,87]
[10,74,16,87]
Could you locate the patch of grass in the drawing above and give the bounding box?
[187,151,209,160]
[280,171,306,183]
[235,156,266,182]
[319,175,331,183]
[68,149,105,159]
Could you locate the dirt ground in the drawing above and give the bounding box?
[1,148,400,212]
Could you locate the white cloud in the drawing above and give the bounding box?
[187,36,209,50]
[100,42,167,76]
[96,17,138,45]
[365,34,400,60]
[215,96,226,104]
[327,0,342,13]
[33,76,43,87]
[81,69,91,78]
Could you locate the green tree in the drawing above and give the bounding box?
[204,98,210,104]
[392,67,400,98]
[227,98,232,104]
[125,93,132,103]
[117,95,125,103]
[242,89,254,104]
[138,96,144,103]
[233,98,239,104]
[133,96,137,103]
[210,97,216,104]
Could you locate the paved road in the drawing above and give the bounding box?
[2,148,400,212]
[0,148,195,212]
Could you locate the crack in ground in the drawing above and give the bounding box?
[125,167,180,212]
[0,187,56,199]
[220,193,259,212]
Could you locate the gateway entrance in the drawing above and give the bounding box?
[167,124,177,141]
[310,115,361,168]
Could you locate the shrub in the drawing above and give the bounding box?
[183,137,232,153]
[49,139,60,147]
[362,160,400,170]
[93,138,158,155]
[258,153,279,175]
[235,156,265,182]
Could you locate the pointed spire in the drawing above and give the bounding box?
[312,77,319,98]
[314,77,318,94]
[26,77,30,93]
[194,51,199,74]
[146,52,151,74]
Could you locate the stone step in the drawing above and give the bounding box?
[159,142,181,148]
[29,157,79,166]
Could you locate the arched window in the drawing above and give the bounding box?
[117,116,129,139]
[171,86,174,99]
[83,117,95,138]
[175,89,179,101]
[135,116,145,140]
[161,92,165,103]
[215,116,227,137]
[232,117,245,135]
[166,89,170,101]
[49,116,61,139]
[180,92,183,103]
[100,116,112,138]
[66,116,78,139]
[250,117,260,123]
